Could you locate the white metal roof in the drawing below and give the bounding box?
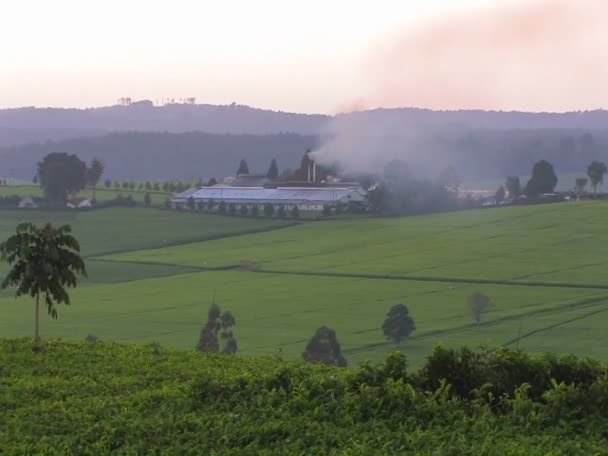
[174,186,365,203]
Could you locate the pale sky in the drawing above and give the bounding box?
[1,0,605,113]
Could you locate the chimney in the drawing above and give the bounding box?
[312,161,316,183]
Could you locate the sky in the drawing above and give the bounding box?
[1,0,606,113]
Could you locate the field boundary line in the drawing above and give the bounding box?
[503,306,608,347]
[253,269,608,290]
[87,222,299,258]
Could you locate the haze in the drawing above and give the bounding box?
[1,0,606,113]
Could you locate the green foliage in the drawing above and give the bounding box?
[251,204,260,216]
[267,158,279,179]
[143,192,151,208]
[277,205,286,217]
[0,340,607,455]
[470,291,491,324]
[239,204,249,216]
[303,326,347,367]
[86,157,104,189]
[37,152,87,203]
[495,185,505,203]
[0,224,87,347]
[228,203,237,216]
[525,160,558,196]
[382,304,415,345]
[196,302,237,354]
[587,160,607,194]
[505,176,522,200]
[575,177,588,195]
[237,158,249,176]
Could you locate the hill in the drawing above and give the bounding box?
[0,131,319,181]
[1,202,607,366]
[1,339,606,455]
[1,128,607,181]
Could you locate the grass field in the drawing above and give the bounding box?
[0,184,171,205]
[1,202,607,366]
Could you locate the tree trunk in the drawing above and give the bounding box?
[93,185,97,201]
[34,292,40,350]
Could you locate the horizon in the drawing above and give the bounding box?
[2,0,607,114]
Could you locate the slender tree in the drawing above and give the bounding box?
[469,291,491,325]
[587,161,607,195]
[495,186,505,204]
[237,159,250,176]
[86,158,105,201]
[0,223,87,350]
[575,177,588,199]
[196,301,237,354]
[144,192,152,208]
[505,176,522,200]
[267,158,279,179]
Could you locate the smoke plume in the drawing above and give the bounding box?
[313,0,608,177]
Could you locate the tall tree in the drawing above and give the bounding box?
[0,223,87,350]
[196,301,237,354]
[469,291,490,325]
[237,159,250,176]
[575,177,588,198]
[587,161,607,195]
[505,176,522,200]
[37,153,87,204]
[495,185,505,204]
[382,304,416,345]
[525,160,557,197]
[302,326,347,367]
[207,177,218,186]
[86,157,105,201]
[267,158,279,179]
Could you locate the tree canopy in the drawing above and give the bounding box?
[302,326,347,367]
[382,304,416,345]
[505,176,522,200]
[37,153,87,203]
[587,161,607,194]
[267,158,279,179]
[525,160,557,196]
[196,302,237,354]
[86,157,105,199]
[237,159,250,176]
[0,223,87,349]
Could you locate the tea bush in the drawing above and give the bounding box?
[0,339,607,455]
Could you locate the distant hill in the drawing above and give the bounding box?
[1,103,608,147]
[1,128,606,182]
[0,102,330,140]
[0,131,319,181]
[2,103,608,181]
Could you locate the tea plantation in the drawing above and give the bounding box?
[1,202,608,366]
[1,339,607,455]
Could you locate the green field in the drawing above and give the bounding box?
[0,184,171,205]
[1,202,608,366]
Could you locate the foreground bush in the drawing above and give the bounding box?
[0,339,607,455]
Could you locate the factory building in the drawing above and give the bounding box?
[172,185,367,213]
